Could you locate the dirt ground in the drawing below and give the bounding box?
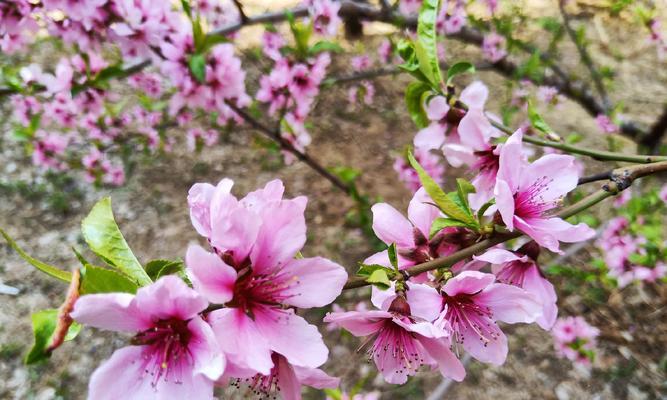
[1,1,667,399]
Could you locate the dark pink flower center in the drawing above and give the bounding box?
[368,318,425,378]
[442,294,501,348]
[131,318,193,386]
[472,148,499,178]
[495,260,531,286]
[513,176,559,219]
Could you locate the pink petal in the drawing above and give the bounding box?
[88,346,215,400]
[476,283,542,324]
[71,293,148,332]
[494,179,516,231]
[134,276,208,321]
[209,308,274,375]
[275,355,303,400]
[522,265,558,330]
[293,365,340,389]
[441,271,495,297]
[474,248,525,265]
[254,306,329,368]
[418,337,466,381]
[414,123,446,150]
[496,129,524,193]
[188,182,216,237]
[394,318,447,339]
[461,323,508,365]
[323,310,391,336]
[363,250,391,268]
[370,283,396,311]
[442,143,476,168]
[406,282,443,322]
[187,317,226,381]
[241,179,284,209]
[250,198,307,274]
[185,245,237,304]
[458,109,492,151]
[425,95,449,120]
[281,257,348,308]
[210,196,262,264]
[460,81,488,109]
[407,187,441,238]
[371,203,414,248]
[520,154,578,202]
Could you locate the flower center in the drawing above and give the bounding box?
[131,318,193,386]
[369,318,425,379]
[442,294,501,348]
[513,176,559,219]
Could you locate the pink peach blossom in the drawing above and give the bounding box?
[71,276,224,400]
[494,130,596,252]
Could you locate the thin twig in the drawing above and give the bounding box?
[578,171,612,185]
[558,0,611,111]
[640,105,667,152]
[224,101,353,194]
[231,0,249,24]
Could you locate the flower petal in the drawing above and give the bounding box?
[209,308,274,375]
[71,293,148,332]
[406,282,443,322]
[281,257,348,308]
[522,265,558,330]
[460,81,488,109]
[474,248,525,265]
[494,179,516,231]
[441,271,495,297]
[418,337,466,381]
[293,365,340,389]
[185,245,237,304]
[476,283,542,324]
[323,310,391,336]
[134,276,208,321]
[254,307,329,368]
[520,154,578,202]
[188,317,225,381]
[414,124,446,151]
[407,187,441,238]
[88,346,216,400]
[250,198,308,274]
[371,203,414,248]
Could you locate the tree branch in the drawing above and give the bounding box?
[224,101,353,194]
[558,0,610,112]
[343,160,667,290]
[640,105,667,152]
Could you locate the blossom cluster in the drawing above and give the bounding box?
[551,316,599,367]
[72,178,348,399]
[597,216,666,287]
[3,0,343,185]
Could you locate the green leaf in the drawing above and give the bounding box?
[25,309,81,364]
[405,81,432,128]
[407,151,476,224]
[330,166,361,184]
[527,100,554,135]
[80,266,138,294]
[81,197,152,286]
[309,41,343,55]
[188,53,207,84]
[455,178,476,213]
[200,34,229,53]
[0,228,71,282]
[357,263,391,277]
[416,0,443,89]
[477,198,496,221]
[446,61,475,85]
[388,243,399,271]
[144,259,185,281]
[180,0,192,17]
[430,217,470,238]
[367,269,392,290]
